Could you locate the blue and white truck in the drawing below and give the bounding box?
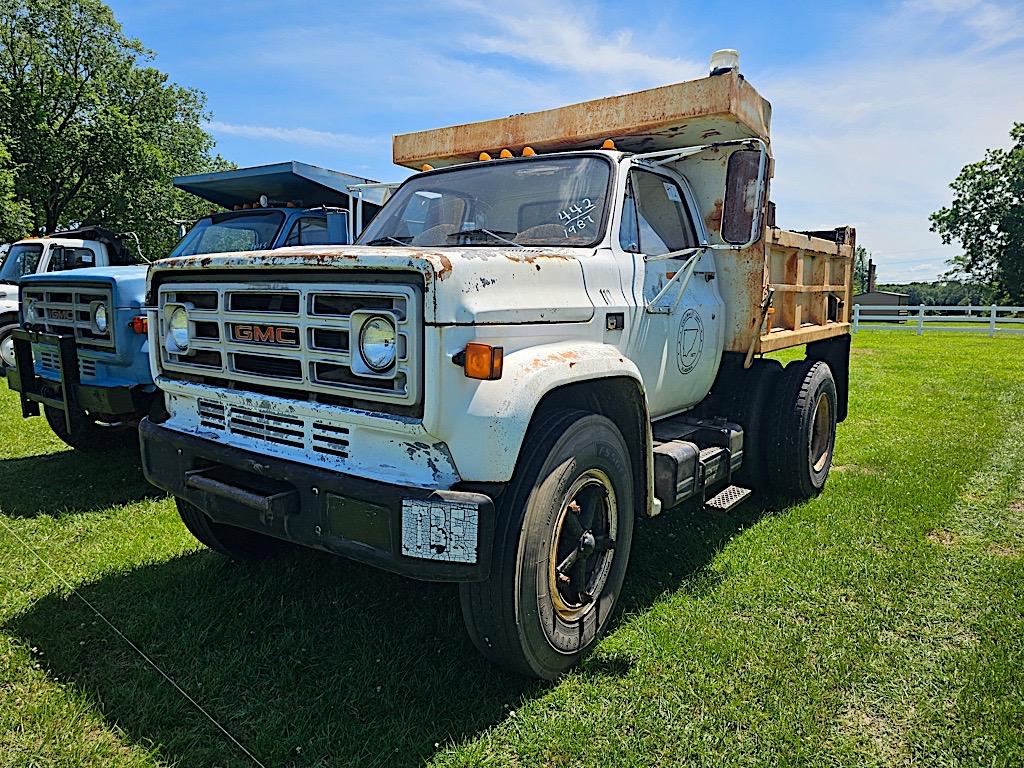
[6,161,391,451]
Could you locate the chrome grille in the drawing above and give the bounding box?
[158,281,420,407]
[22,284,115,349]
[197,399,351,458]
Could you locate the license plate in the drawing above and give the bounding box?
[401,498,479,563]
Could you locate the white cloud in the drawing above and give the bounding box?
[449,0,704,88]
[207,121,384,150]
[763,0,1024,283]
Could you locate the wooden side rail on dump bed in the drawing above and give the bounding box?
[760,226,855,353]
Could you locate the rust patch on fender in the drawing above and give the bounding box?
[705,198,724,233]
[437,253,453,281]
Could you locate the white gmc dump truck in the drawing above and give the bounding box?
[139,55,855,678]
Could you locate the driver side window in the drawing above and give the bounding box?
[630,170,698,256]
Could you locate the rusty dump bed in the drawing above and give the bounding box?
[393,71,771,169]
[755,227,855,354]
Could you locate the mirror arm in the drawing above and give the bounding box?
[646,248,704,312]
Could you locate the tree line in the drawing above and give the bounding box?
[0,0,229,257]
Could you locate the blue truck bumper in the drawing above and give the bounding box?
[6,329,153,430]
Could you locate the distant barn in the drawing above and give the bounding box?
[854,290,910,321]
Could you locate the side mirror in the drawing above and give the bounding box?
[722,147,768,246]
[327,211,351,244]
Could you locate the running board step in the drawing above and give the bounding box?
[705,485,752,513]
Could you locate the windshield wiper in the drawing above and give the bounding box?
[447,228,523,248]
[365,236,410,246]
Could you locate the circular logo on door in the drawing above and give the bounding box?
[676,309,705,374]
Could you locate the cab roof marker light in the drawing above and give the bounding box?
[421,164,434,172]
[601,139,616,150]
[499,149,513,158]
[521,146,537,156]
[478,152,492,161]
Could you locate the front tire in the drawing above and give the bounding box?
[0,322,17,369]
[43,405,132,453]
[765,360,838,501]
[176,497,289,560]
[460,410,635,679]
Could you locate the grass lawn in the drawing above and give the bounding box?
[1,330,1023,767]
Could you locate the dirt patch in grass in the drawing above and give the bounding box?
[838,705,910,763]
[832,464,880,475]
[927,529,958,546]
[1010,501,1024,513]
[987,542,1018,558]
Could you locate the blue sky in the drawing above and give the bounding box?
[109,0,1024,282]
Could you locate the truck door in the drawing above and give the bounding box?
[621,168,724,418]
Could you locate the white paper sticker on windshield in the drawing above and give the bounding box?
[664,182,682,202]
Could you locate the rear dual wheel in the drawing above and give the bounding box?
[460,411,635,680]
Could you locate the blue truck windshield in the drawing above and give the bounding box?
[170,211,285,258]
[0,243,44,284]
[359,156,612,248]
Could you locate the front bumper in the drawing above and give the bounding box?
[139,418,497,582]
[6,329,152,428]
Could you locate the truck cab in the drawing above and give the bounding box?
[138,56,855,678]
[6,162,391,451]
[0,229,130,369]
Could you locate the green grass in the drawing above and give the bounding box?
[2,331,1023,767]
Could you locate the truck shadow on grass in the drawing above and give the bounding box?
[0,443,157,519]
[5,494,781,767]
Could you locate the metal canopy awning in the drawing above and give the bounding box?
[173,161,386,209]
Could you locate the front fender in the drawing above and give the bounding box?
[437,340,644,483]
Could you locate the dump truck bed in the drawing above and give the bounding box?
[393,71,771,168]
[757,227,855,354]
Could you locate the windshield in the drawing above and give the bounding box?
[169,211,285,258]
[0,243,44,284]
[358,156,612,248]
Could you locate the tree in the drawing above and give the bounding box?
[931,123,1024,304]
[0,137,30,242]
[0,0,228,257]
[853,245,869,294]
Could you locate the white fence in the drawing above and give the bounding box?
[852,304,1024,336]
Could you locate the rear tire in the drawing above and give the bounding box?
[43,405,131,453]
[175,497,289,560]
[460,410,635,679]
[764,360,837,501]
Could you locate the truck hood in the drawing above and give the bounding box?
[19,265,149,309]
[152,245,596,325]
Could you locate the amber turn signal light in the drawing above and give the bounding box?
[130,315,148,335]
[462,342,503,380]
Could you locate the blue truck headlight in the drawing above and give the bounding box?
[359,315,397,372]
[91,302,109,334]
[168,305,190,351]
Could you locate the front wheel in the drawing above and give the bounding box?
[460,410,635,679]
[43,405,133,453]
[176,497,290,560]
[0,322,17,369]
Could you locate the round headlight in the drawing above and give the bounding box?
[359,316,397,372]
[168,306,190,351]
[92,303,108,334]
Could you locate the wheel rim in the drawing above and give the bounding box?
[810,391,833,473]
[548,469,618,623]
[0,333,15,368]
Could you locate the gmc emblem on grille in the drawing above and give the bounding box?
[50,309,74,321]
[231,324,299,346]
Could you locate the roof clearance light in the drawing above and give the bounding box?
[601,139,616,150]
[478,152,492,161]
[463,342,503,381]
[522,146,537,156]
[499,149,513,158]
[421,164,434,172]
